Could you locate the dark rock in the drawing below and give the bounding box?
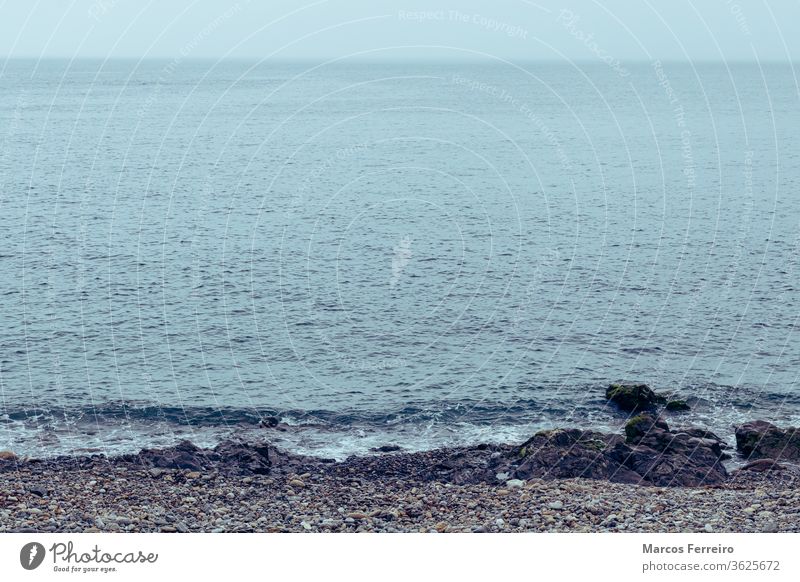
[371,445,402,453]
[259,416,280,428]
[666,400,690,412]
[605,383,667,412]
[624,414,669,443]
[137,440,207,471]
[735,421,800,461]
[739,458,786,472]
[213,441,274,475]
[512,429,623,481]
[28,486,48,498]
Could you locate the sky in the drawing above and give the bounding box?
[0,0,798,62]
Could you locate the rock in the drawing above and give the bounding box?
[704,523,713,532]
[185,471,201,479]
[624,414,669,443]
[739,459,785,472]
[434,521,448,532]
[735,421,800,461]
[28,486,47,498]
[300,521,312,530]
[259,416,280,428]
[666,400,690,412]
[160,525,177,533]
[512,429,624,482]
[212,441,275,475]
[138,440,206,471]
[346,512,367,520]
[605,383,667,412]
[505,479,525,488]
[0,451,17,461]
[762,522,779,533]
[288,479,305,488]
[548,501,564,510]
[371,445,402,453]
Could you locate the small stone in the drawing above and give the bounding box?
[288,479,305,488]
[704,523,713,532]
[160,526,177,533]
[185,471,201,479]
[506,479,525,488]
[495,472,510,481]
[301,521,312,530]
[548,501,564,510]
[0,451,17,461]
[346,512,367,520]
[435,521,448,532]
[762,522,779,533]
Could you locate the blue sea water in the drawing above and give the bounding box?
[1,59,800,458]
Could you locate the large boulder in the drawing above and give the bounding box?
[735,421,800,462]
[608,415,729,486]
[605,383,667,412]
[430,417,731,487]
[512,429,628,482]
[136,440,208,471]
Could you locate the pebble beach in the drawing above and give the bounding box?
[2,447,798,534]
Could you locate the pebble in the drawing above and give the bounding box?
[506,479,525,488]
[1,445,797,534]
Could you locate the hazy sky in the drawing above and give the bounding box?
[0,0,797,62]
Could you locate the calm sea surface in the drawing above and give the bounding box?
[1,60,800,457]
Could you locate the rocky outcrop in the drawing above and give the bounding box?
[605,383,667,412]
[126,439,312,475]
[423,415,730,487]
[735,421,800,462]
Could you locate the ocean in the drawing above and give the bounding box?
[1,59,799,458]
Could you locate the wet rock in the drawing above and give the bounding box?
[605,383,667,412]
[212,441,275,475]
[0,451,17,461]
[735,421,800,462]
[138,440,207,471]
[739,459,786,472]
[512,429,622,482]
[624,414,669,443]
[371,445,402,453]
[259,416,280,428]
[666,400,690,412]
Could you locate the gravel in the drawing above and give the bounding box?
[1,457,799,533]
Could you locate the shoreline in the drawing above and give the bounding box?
[2,414,799,533]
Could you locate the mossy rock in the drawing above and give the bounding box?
[606,383,666,412]
[624,415,650,441]
[666,400,690,412]
[624,414,669,443]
